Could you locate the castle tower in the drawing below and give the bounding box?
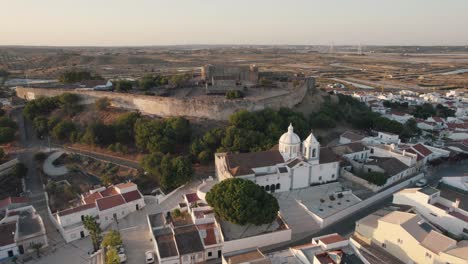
[279,124,301,160]
[303,131,320,164]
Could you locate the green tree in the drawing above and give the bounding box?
[0,116,17,129]
[102,230,122,248]
[12,163,28,179]
[51,121,76,141]
[105,247,120,264]
[114,80,133,92]
[114,112,141,144]
[59,70,102,84]
[401,118,421,140]
[95,97,111,111]
[226,90,243,99]
[206,178,279,225]
[413,103,436,119]
[33,116,49,137]
[0,127,15,144]
[58,93,82,116]
[23,96,59,120]
[138,75,156,91]
[141,152,193,191]
[31,242,43,258]
[82,215,102,252]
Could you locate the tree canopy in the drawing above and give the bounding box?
[206,178,279,225]
[141,152,193,191]
[82,215,102,252]
[102,229,122,248]
[59,70,103,84]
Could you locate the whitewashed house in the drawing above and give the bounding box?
[50,182,145,243]
[393,186,468,238]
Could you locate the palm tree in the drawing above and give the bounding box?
[31,242,43,258]
[82,215,102,252]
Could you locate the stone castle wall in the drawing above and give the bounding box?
[16,79,310,120]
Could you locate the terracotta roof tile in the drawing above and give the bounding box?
[319,234,346,245]
[413,144,432,157]
[185,193,200,203]
[224,150,284,176]
[83,192,103,204]
[0,197,29,209]
[0,222,16,247]
[121,190,142,203]
[96,194,126,211]
[100,187,119,197]
[58,203,96,216]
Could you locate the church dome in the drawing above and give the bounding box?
[279,124,301,146]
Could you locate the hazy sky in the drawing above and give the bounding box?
[1,0,468,46]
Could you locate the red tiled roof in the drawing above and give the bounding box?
[406,149,424,161]
[413,144,432,157]
[319,234,346,245]
[96,194,125,211]
[0,222,17,247]
[185,193,200,203]
[58,203,96,216]
[83,192,103,204]
[0,196,29,208]
[100,187,119,197]
[121,190,142,203]
[197,223,218,246]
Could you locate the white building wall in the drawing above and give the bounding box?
[393,192,468,237]
[292,165,309,189]
[250,171,291,193]
[58,207,98,228]
[0,244,18,260]
[222,228,292,254]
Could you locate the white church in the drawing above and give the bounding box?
[215,124,341,193]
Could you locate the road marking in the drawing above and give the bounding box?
[120,226,138,232]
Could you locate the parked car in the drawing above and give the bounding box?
[145,251,155,264]
[119,252,127,263]
[117,245,125,254]
[415,179,428,187]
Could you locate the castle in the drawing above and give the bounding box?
[215,124,340,193]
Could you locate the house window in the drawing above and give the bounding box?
[332,174,335,178]
[265,185,270,191]
[312,148,316,158]
[370,148,374,154]
[397,239,403,244]
[276,183,280,190]
[381,243,386,248]
[208,252,212,257]
[426,252,432,259]
[319,176,322,181]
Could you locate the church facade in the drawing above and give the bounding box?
[215,124,341,193]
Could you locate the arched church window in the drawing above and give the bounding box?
[276,183,280,190]
[265,185,270,191]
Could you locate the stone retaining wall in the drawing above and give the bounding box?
[16,79,310,120]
